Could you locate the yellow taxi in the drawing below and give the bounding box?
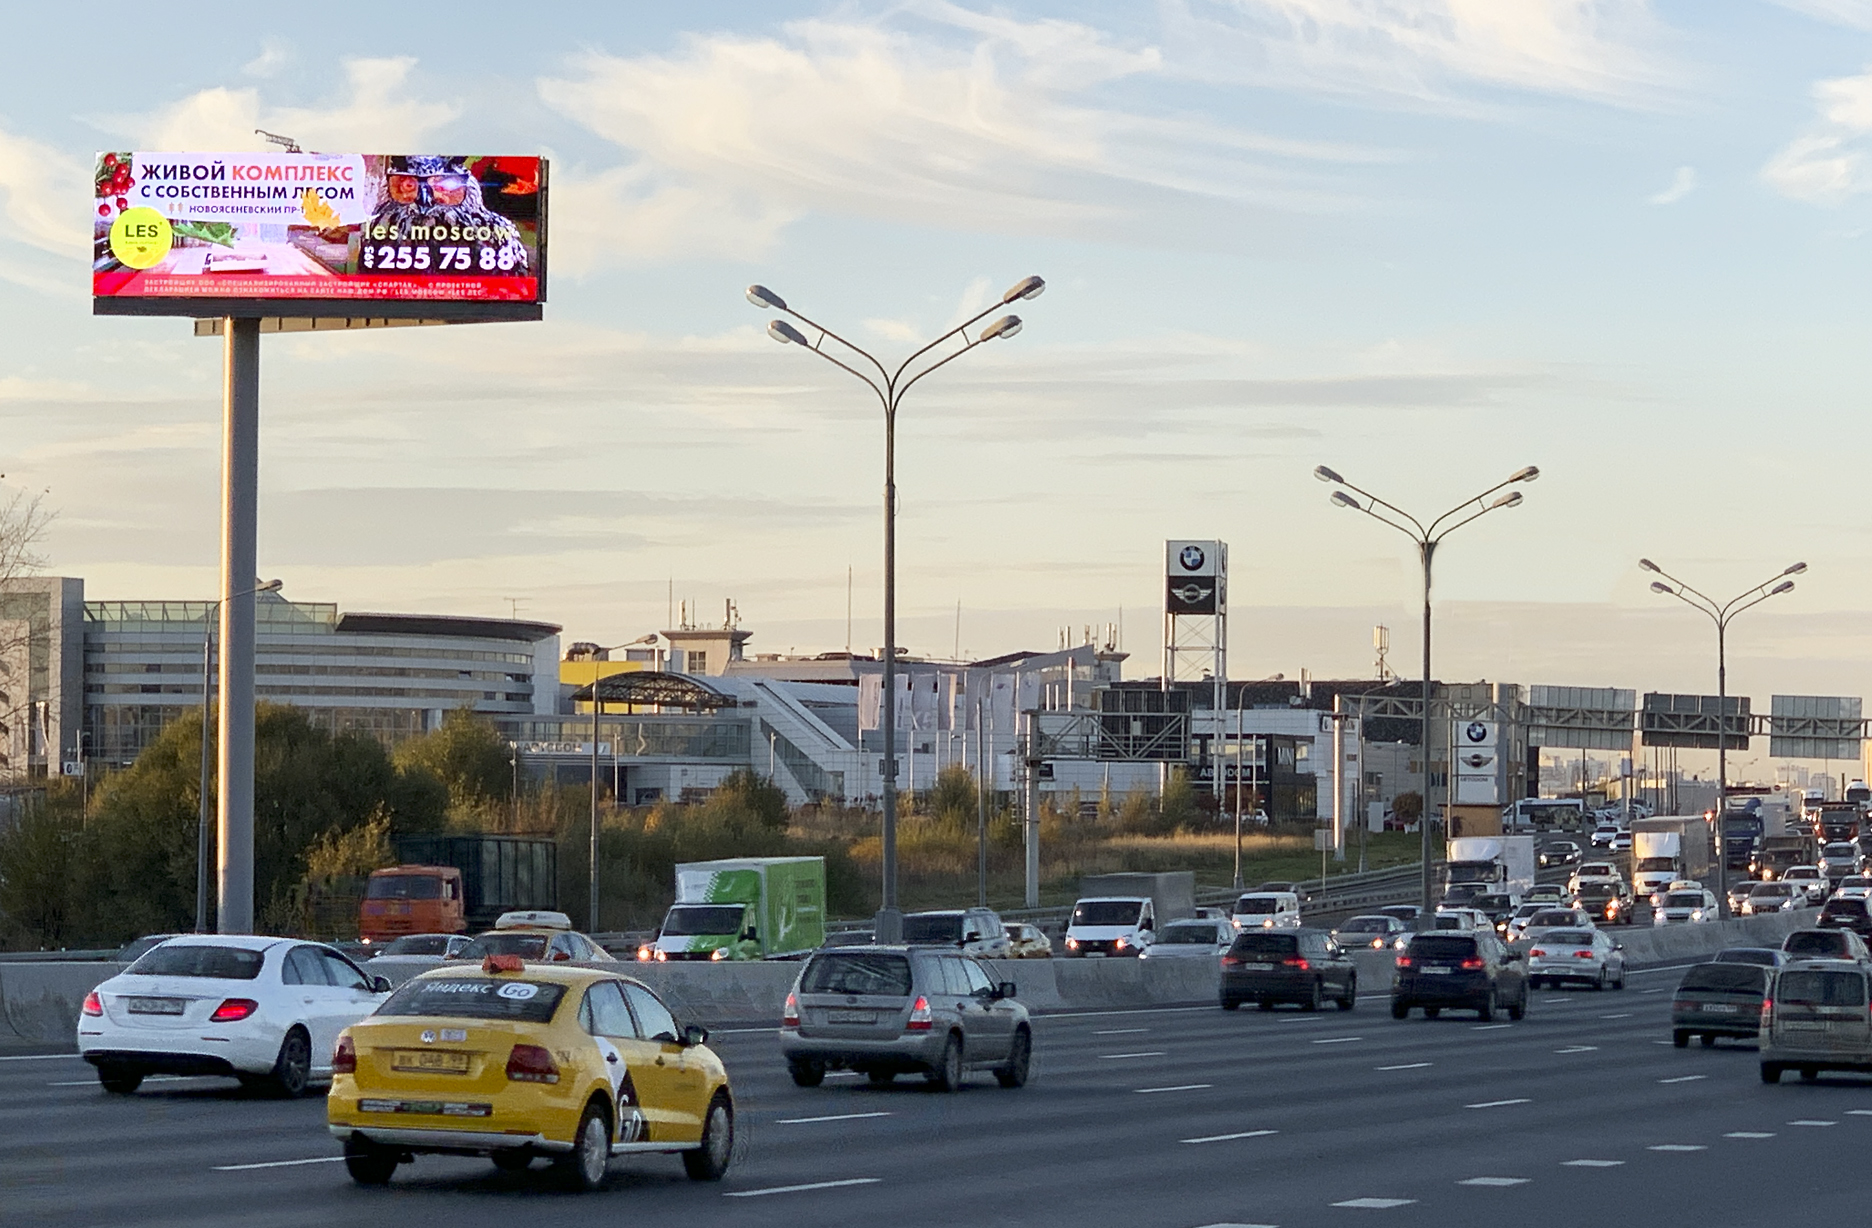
[327,956,733,1190]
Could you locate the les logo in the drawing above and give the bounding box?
[109,207,173,269]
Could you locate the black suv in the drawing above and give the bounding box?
[1817,896,1872,940]
[1392,931,1529,1021]
[1219,928,1356,1012]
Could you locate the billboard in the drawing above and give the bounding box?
[1640,692,1750,750]
[1769,695,1863,760]
[1165,540,1225,615]
[92,152,546,320]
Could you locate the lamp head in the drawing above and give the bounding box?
[980,314,1022,342]
[1784,562,1808,576]
[1511,465,1540,483]
[1002,275,1045,303]
[1314,465,1344,485]
[1489,491,1523,510]
[1638,558,1660,573]
[1649,581,1674,595]
[258,578,282,593]
[767,319,809,346]
[745,284,786,311]
[1330,490,1360,510]
[1771,580,1796,596]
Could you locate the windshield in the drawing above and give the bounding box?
[380,935,453,956]
[802,953,912,997]
[1786,868,1820,879]
[1636,857,1676,872]
[127,944,264,980]
[1338,918,1387,933]
[902,914,966,943]
[1778,970,1869,1007]
[1663,893,1705,909]
[1074,901,1144,926]
[1678,964,1766,993]
[1442,884,1484,900]
[1162,924,1220,944]
[1530,911,1578,926]
[1233,897,1279,915]
[1474,895,1512,911]
[1579,865,1615,876]
[1751,884,1792,898]
[378,976,567,1022]
[459,933,549,960]
[1826,844,1857,858]
[366,874,443,900]
[662,905,747,937]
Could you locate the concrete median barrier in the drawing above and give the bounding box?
[0,962,123,1044]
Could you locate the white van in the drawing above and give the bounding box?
[1063,896,1156,957]
[1231,891,1303,930]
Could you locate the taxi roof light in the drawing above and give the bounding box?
[494,909,574,931]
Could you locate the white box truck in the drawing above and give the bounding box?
[1630,817,1712,900]
[1444,836,1536,900]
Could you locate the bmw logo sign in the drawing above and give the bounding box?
[1179,545,1205,571]
[1465,722,1487,743]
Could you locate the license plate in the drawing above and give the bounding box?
[1242,962,1273,971]
[1782,1021,1825,1031]
[126,997,186,1015]
[392,1050,470,1073]
[1088,952,1106,958]
[1706,1004,1738,1014]
[827,1010,875,1024]
[1421,967,1451,975]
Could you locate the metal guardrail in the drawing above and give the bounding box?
[0,949,118,962]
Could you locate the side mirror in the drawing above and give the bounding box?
[681,1023,709,1048]
[1615,943,1625,951]
[997,982,1017,1000]
[964,931,981,944]
[370,975,392,994]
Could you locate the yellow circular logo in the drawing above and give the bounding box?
[109,208,172,269]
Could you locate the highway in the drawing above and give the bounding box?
[7,965,1867,1227]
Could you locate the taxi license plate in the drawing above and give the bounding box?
[828,1010,875,1024]
[392,1050,470,1074]
[126,997,186,1015]
[1705,1004,1738,1014]
[1420,967,1451,975]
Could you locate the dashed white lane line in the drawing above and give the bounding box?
[1638,988,1667,994]
[1563,1160,1624,1168]
[1466,1098,1531,1109]
[49,1075,197,1087]
[1848,1110,1872,1116]
[1099,1051,1168,1060]
[1647,1145,1706,1152]
[1136,1084,1213,1094]
[1312,1037,1363,1045]
[1094,1028,1149,1035]
[1725,1132,1776,1139]
[1599,1013,1634,1019]
[725,1178,881,1198]
[1332,1198,1416,1209]
[1194,1223,1278,1228]
[213,1157,344,1172]
[0,1053,83,1062]
[774,1112,893,1125]
[1182,1130,1279,1145]
[1789,1120,1837,1127]
[1377,1062,1432,1071]
[1555,1046,1598,1054]
[1458,1177,1529,1187]
[1472,1024,1512,1031]
[1657,1075,1706,1084]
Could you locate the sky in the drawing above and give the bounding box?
[6,1,1872,777]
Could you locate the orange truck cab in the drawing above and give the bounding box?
[360,865,465,943]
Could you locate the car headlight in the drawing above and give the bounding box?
[1065,937,1079,950]
[710,947,730,962]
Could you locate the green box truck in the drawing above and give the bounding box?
[642,856,826,962]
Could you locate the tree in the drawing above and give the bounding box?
[0,478,53,784]
[0,783,83,947]
[393,708,512,811]
[1391,791,1423,825]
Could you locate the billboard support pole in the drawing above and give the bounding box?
[217,317,260,935]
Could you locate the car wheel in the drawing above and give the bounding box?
[995,1027,1032,1089]
[787,1059,825,1088]
[867,1069,897,1085]
[1700,1034,1716,1048]
[491,1150,533,1172]
[926,1033,964,1092]
[1257,999,1275,1012]
[1673,1029,1689,1048]
[683,1094,734,1181]
[1391,999,1410,1020]
[1507,988,1526,1021]
[1424,1006,1441,1020]
[1761,1062,1782,1084]
[1303,980,1322,1012]
[1219,996,1241,1012]
[1614,967,1626,990]
[1337,975,1357,1011]
[343,1134,399,1186]
[270,1027,312,1099]
[1476,990,1495,1023]
[96,1064,143,1095]
[557,1101,611,1191]
[1594,968,1607,992]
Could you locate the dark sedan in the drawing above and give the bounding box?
[1219,928,1356,1012]
[1817,895,1872,940]
[1672,960,1767,1047]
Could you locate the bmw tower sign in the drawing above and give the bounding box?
[1166,539,1225,615]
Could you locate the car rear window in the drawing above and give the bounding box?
[902,914,964,943]
[380,935,452,956]
[1161,924,1220,944]
[1409,936,1479,959]
[378,976,568,1022]
[1677,964,1766,993]
[802,952,913,997]
[1823,899,1869,919]
[1778,970,1869,1007]
[1784,932,1852,957]
[459,933,549,960]
[127,945,265,980]
[1230,933,1299,957]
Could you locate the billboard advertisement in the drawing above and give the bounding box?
[1165,539,1226,615]
[92,152,546,319]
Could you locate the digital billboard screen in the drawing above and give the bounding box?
[92,152,546,320]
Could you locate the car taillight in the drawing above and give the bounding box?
[1761,998,1774,1024]
[1574,950,1594,959]
[1114,937,1129,951]
[209,998,258,1022]
[1529,948,1546,958]
[1282,956,1310,970]
[782,992,800,1028]
[506,1043,560,1084]
[1460,958,1485,970]
[332,1034,356,1075]
[1396,956,1413,968]
[907,995,934,1032]
[81,991,102,1017]
[1220,955,1242,967]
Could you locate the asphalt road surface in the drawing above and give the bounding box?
[7,965,1870,1227]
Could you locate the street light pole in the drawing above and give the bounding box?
[749,276,1044,943]
[1314,464,1540,916]
[1640,558,1805,919]
[582,635,657,934]
[196,578,280,934]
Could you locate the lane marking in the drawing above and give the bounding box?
[1136,1084,1213,1094]
[1650,1041,1675,1046]
[1563,1160,1624,1168]
[1657,1075,1706,1084]
[1848,1110,1872,1116]
[1181,1130,1278,1145]
[1472,1024,1512,1031]
[1725,1132,1775,1139]
[774,1112,893,1125]
[1788,1120,1836,1127]
[1094,1028,1149,1036]
[710,1027,783,1035]
[1312,1037,1363,1045]
[1466,1098,1531,1109]
[1099,1051,1167,1060]
[213,1157,344,1172]
[1034,1005,1214,1021]
[1638,988,1666,994]
[1377,1062,1432,1071]
[726,1178,881,1198]
[824,1071,861,1079]
[1646,1145,1706,1152]
[1555,1046,1598,1054]
[0,1053,82,1062]
[1458,1177,1529,1187]
[1195,1223,1278,1228]
[1332,1198,1416,1209]
[48,1075,198,1088]
[1599,1013,1633,1020]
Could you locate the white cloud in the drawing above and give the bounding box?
[1766,0,1872,29]
[537,9,1392,268]
[131,57,459,151]
[242,38,290,78]
[0,123,92,260]
[1763,66,1872,204]
[1648,165,1695,204]
[1161,0,1680,110]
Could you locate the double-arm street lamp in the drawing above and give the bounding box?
[1314,464,1539,915]
[749,275,1044,942]
[581,635,658,933]
[196,578,281,933]
[1640,558,1804,917]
